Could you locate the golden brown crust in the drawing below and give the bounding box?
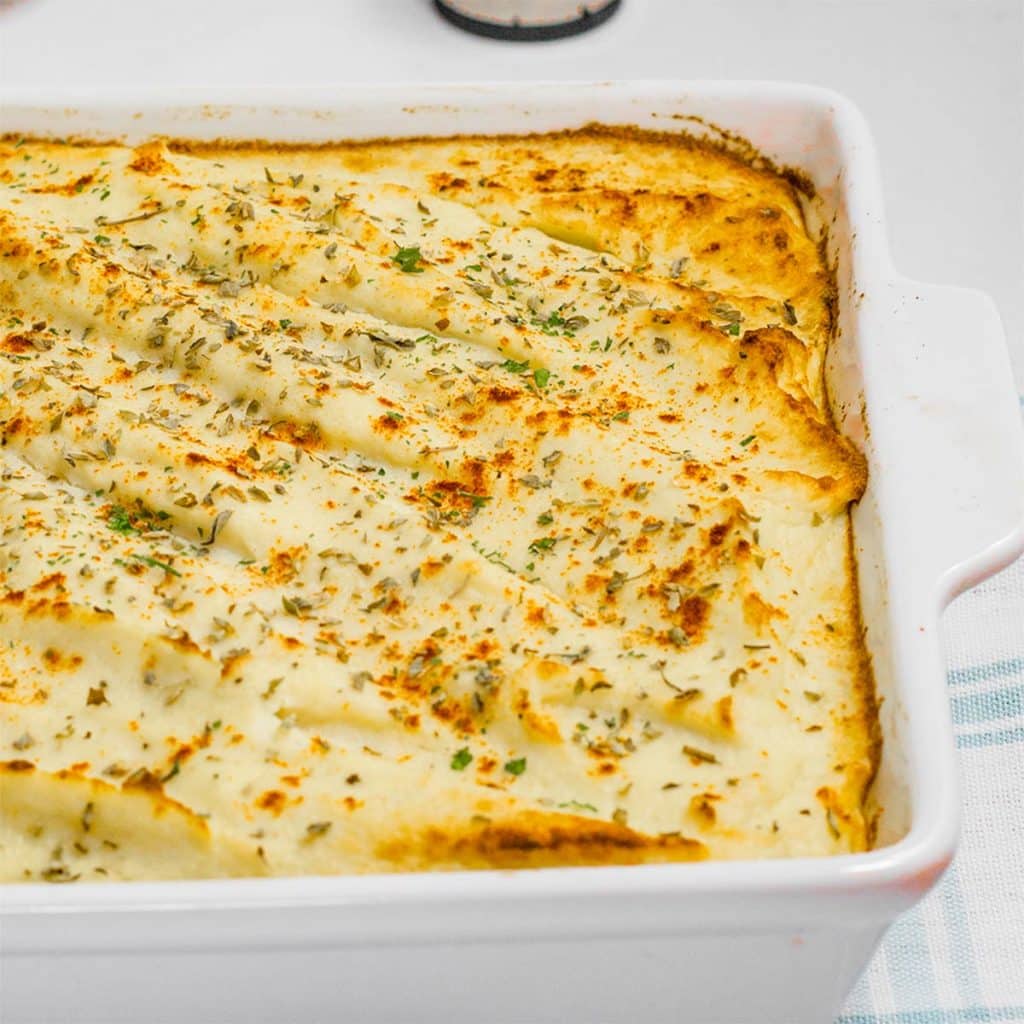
[0,126,877,880]
[378,810,708,871]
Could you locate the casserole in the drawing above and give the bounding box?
[0,125,877,875]
[1,82,1022,1024]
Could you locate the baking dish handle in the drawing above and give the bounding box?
[879,279,1024,603]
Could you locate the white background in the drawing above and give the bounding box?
[1,1,1022,1019]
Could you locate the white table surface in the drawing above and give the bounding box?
[1,2,1022,1021]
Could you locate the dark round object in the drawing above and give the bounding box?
[434,1,621,41]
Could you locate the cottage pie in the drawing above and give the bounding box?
[0,128,877,881]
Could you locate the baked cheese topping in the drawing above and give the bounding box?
[0,128,876,882]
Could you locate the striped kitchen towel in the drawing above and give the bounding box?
[837,548,1024,1024]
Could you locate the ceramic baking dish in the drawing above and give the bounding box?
[1,82,1022,1024]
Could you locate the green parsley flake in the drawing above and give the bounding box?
[536,311,565,334]
[504,757,527,776]
[106,506,137,534]
[559,799,598,813]
[133,554,181,577]
[392,245,424,273]
[450,747,473,771]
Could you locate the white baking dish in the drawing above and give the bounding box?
[1,82,1022,1024]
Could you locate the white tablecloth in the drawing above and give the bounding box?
[2,2,1021,1020]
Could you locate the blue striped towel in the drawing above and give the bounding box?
[837,533,1024,1024]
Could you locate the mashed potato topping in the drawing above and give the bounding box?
[0,128,877,881]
